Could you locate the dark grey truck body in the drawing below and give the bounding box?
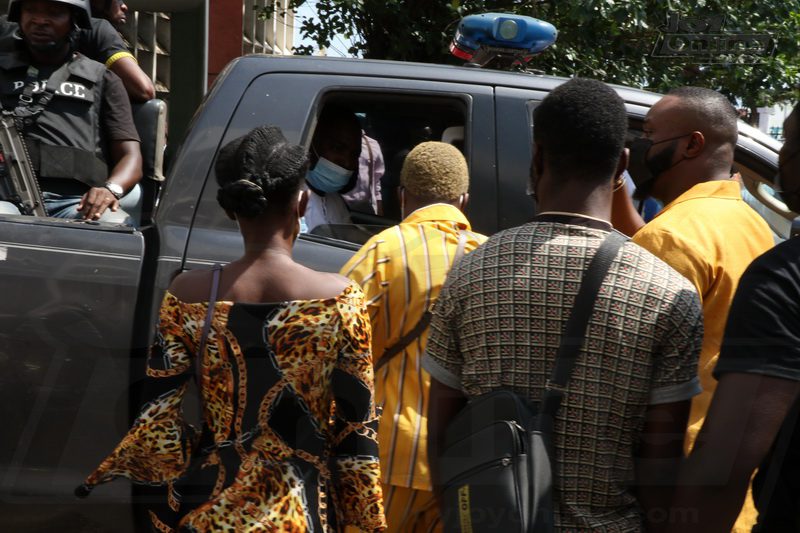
[0,55,787,531]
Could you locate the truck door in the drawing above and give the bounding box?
[181,72,497,272]
[0,216,143,532]
[494,87,550,230]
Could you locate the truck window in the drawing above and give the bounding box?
[305,93,468,242]
[183,74,494,274]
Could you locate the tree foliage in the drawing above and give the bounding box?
[259,0,800,114]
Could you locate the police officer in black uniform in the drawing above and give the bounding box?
[89,0,126,30]
[0,0,142,223]
[0,6,155,102]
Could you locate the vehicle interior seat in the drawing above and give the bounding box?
[441,126,464,152]
[126,99,167,226]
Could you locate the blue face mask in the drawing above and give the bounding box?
[307,156,353,193]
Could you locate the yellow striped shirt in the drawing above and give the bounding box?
[341,204,486,491]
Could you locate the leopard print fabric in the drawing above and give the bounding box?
[80,282,386,532]
[180,457,313,532]
[81,383,199,487]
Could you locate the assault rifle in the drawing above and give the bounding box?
[0,112,45,216]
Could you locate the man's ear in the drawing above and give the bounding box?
[459,192,469,213]
[225,209,236,222]
[532,143,544,180]
[615,147,630,182]
[529,143,545,196]
[685,131,705,157]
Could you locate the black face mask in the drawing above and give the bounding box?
[628,134,690,199]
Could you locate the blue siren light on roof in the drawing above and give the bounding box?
[451,13,558,62]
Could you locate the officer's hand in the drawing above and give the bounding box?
[77,187,119,221]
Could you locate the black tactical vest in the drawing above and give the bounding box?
[0,51,108,188]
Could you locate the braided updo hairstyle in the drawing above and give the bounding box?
[215,126,309,218]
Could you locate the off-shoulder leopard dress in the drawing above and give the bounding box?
[79,282,386,532]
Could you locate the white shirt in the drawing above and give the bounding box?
[302,190,352,233]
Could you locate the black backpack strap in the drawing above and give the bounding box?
[375,230,468,371]
[539,231,627,420]
[376,311,432,371]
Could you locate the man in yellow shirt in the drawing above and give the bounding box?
[618,86,774,531]
[341,141,486,532]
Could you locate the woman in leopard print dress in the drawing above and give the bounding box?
[78,125,386,532]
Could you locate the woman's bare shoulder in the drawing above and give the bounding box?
[168,264,352,304]
[167,268,218,303]
[294,267,352,301]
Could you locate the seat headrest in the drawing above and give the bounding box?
[441,126,464,145]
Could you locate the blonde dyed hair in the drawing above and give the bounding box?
[400,141,469,201]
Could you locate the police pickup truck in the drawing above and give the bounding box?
[0,14,790,531]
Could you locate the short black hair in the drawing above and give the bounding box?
[533,78,627,182]
[666,86,738,148]
[215,126,309,218]
[314,105,361,141]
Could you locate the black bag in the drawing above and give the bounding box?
[435,231,627,533]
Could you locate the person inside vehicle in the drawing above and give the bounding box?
[86,0,151,220]
[302,104,362,232]
[79,125,387,532]
[89,0,125,30]
[85,0,154,102]
[341,130,385,215]
[0,0,155,102]
[0,0,142,224]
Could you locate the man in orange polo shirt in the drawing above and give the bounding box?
[615,86,774,531]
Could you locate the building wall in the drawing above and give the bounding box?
[123,1,295,95]
[758,104,792,141]
[118,11,171,97]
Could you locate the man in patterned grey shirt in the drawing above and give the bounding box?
[424,78,705,532]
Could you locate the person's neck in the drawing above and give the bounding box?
[27,44,70,67]
[537,189,612,223]
[402,196,461,219]
[242,243,293,262]
[238,221,296,261]
[657,167,731,206]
